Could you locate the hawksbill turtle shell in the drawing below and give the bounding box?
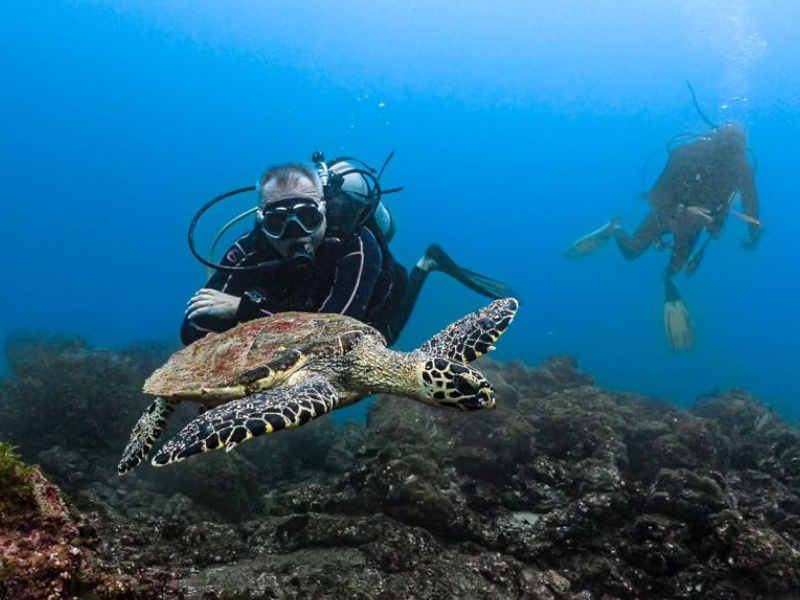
[144,312,378,398]
[118,298,519,474]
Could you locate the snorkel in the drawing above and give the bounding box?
[686,80,719,130]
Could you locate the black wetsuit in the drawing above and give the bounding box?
[361,258,423,347]
[182,226,389,345]
[613,134,759,287]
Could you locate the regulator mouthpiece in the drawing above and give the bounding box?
[288,241,315,267]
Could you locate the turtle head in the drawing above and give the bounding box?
[417,356,495,411]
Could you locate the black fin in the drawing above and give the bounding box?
[425,244,515,299]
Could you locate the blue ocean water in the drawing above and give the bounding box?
[1,1,798,419]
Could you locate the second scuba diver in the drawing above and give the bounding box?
[564,122,761,352]
[183,154,513,347]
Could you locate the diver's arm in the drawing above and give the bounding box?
[739,162,761,248]
[235,287,275,321]
[319,227,382,319]
[180,235,257,345]
[181,315,223,346]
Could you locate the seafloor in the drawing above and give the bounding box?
[1,336,799,600]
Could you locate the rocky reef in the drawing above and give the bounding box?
[1,335,800,599]
[0,441,162,600]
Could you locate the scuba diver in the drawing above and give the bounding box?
[564,119,761,352]
[182,153,513,346]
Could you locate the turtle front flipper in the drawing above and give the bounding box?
[118,396,179,474]
[151,375,339,467]
[419,297,519,364]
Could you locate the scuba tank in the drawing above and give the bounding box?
[312,151,401,243]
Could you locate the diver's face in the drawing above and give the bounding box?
[258,175,327,261]
[267,210,327,261]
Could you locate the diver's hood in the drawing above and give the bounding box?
[713,122,747,149]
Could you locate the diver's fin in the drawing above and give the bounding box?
[454,267,516,299]
[424,244,515,299]
[663,299,695,352]
[563,219,620,259]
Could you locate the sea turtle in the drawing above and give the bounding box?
[118,297,519,474]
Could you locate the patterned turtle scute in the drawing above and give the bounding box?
[152,376,339,466]
[237,365,275,385]
[420,298,518,365]
[144,313,376,397]
[117,396,178,474]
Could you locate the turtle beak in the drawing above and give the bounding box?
[449,374,496,411]
[457,381,495,411]
[479,386,496,410]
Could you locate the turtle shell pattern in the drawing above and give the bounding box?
[144,312,380,397]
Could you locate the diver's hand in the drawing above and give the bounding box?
[186,289,241,321]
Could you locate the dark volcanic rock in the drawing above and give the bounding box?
[4,338,800,599]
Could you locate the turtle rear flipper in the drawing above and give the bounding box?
[151,375,339,467]
[118,397,179,474]
[419,297,519,364]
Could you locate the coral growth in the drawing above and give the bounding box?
[0,442,34,508]
[0,447,168,600]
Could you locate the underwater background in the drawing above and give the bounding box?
[1,0,799,419]
[5,4,800,599]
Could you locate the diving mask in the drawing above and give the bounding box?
[260,200,324,240]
